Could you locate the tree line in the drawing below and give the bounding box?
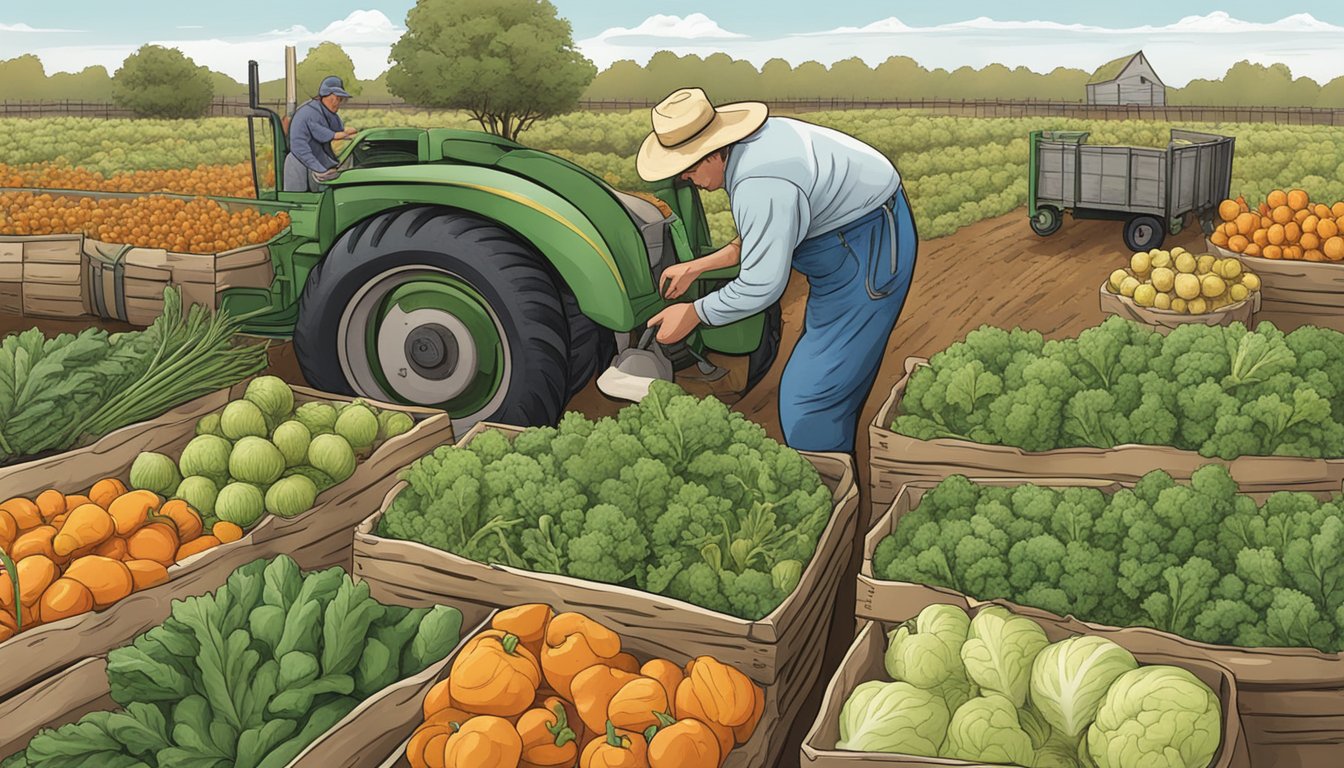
[0,0,1340,130]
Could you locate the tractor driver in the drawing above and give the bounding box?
[283,76,359,192]
[640,88,917,455]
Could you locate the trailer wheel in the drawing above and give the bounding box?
[1030,207,1062,237]
[1168,216,1186,236]
[293,207,569,434]
[1123,215,1165,252]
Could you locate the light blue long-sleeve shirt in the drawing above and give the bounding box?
[288,99,344,173]
[693,117,901,327]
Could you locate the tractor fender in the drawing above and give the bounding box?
[325,168,638,330]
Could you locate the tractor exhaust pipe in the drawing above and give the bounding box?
[285,47,297,114]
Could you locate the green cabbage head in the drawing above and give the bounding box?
[1033,735,1086,768]
[1031,635,1139,740]
[960,606,1049,707]
[941,694,1035,766]
[1086,665,1222,768]
[836,680,950,756]
[885,603,971,689]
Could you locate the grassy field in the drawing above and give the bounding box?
[3,110,1344,246]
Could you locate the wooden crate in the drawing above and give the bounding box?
[0,237,22,315]
[0,380,453,699]
[801,619,1249,768]
[371,615,773,768]
[82,239,274,325]
[1098,279,1260,333]
[867,356,1344,524]
[0,599,494,768]
[856,481,1344,768]
[353,422,860,768]
[1209,239,1344,333]
[18,234,84,319]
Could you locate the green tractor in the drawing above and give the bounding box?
[231,62,778,432]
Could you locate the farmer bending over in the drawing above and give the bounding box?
[641,88,917,454]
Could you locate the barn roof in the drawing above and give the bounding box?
[1088,52,1142,85]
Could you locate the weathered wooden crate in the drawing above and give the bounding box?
[857,481,1343,768]
[1098,279,1260,333]
[82,238,274,324]
[867,356,1344,524]
[0,599,494,768]
[353,421,859,768]
[0,380,452,699]
[1208,239,1344,333]
[801,618,1249,768]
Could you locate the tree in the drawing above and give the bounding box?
[0,55,47,100]
[387,0,595,140]
[296,42,361,101]
[111,45,213,118]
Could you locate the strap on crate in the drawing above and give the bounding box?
[84,242,132,323]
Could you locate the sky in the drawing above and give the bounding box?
[3,2,1343,87]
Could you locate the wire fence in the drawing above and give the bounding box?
[1,97,1341,126]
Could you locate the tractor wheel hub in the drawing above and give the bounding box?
[406,324,459,378]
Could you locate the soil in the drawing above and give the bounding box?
[2,209,1212,766]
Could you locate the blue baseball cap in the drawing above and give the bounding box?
[318,76,352,98]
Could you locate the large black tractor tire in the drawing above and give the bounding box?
[293,206,569,432]
[561,291,617,400]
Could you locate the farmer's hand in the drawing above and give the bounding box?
[647,303,701,344]
[660,262,702,299]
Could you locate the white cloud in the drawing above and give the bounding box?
[27,9,404,82]
[585,13,746,42]
[578,12,1344,86]
[0,21,77,33]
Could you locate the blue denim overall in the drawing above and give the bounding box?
[779,185,917,453]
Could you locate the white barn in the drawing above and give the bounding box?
[1086,52,1167,106]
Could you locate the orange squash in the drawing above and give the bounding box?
[38,578,95,623]
[443,715,523,768]
[641,659,685,701]
[53,504,115,557]
[64,555,134,609]
[647,718,722,768]
[611,652,641,674]
[732,683,765,744]
[33,491,65,524]
[492,603,553,660]
[9,555,59,607]
[94,537,129,560]
[109,490,159,537]
[10,525,59,561]
[580,722,648,768]
[449,631,541,717]
[88,478,127,509]
[675,657,756,729]
[125,559,170,591]
[608,676,671,733]
[0,509,15,549]
[176,535,221,562]
[159,499,203,543]
[212,521,243,544]
[572,665,641,736]
[2,497,45,531]
[408,707,474,768]
[517,696,579,768]
[543,612,622,699]
[126,522,179,566]
[423,677,460,719]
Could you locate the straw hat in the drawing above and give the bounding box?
[636,88,767,182]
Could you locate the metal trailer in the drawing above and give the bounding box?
[1027,129,1235,252]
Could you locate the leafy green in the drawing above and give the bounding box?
[893,318,1344,460]
[5,556,461,767]
[0,288,267,465]
[379,382,832,620]
[873,466,1344,652]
